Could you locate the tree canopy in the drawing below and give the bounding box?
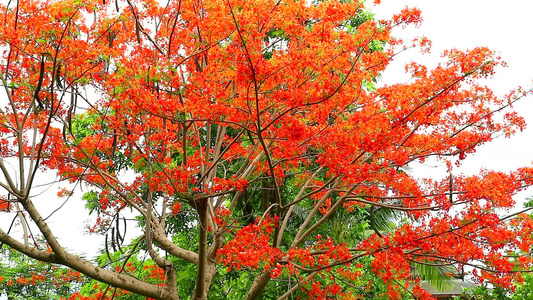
[0,0,533,299]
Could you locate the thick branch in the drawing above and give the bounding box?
[152,224,199,264]
[0,222,175,299]
[193,198,208,300]
[245,270,272,300]
[0,227,55,262]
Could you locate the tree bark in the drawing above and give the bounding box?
[245,270,272,300]
[193,198,208,300]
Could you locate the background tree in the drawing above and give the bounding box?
[0,243,86,299]
[0,0,533,299]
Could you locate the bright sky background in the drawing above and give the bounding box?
[2,0,533,268]
[372,0,533,184]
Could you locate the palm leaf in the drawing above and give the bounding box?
[411,261,455,292]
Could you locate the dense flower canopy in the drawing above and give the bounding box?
[0,0,532,299]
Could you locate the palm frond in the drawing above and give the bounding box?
[411,261,455,292]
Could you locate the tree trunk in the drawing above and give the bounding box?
[245,270,272,300]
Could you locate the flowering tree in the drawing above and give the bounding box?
[0,243,86,299]
[0,0,533,299]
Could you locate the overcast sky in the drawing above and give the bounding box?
[372,0,533,185]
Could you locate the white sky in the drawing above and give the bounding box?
[372,1,533,183]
